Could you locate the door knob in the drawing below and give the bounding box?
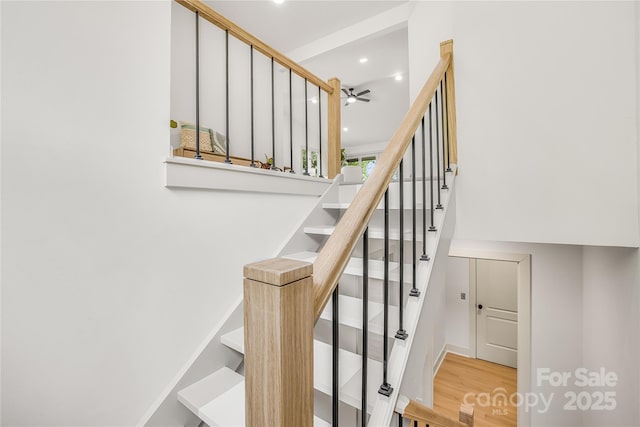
[478,304,483,309]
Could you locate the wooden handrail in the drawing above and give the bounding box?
[403,400,474,427]
[312,46,453,320]
[441,40,458,164]
[176,0,333,94]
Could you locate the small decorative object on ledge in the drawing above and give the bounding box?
[179,121,215,153]
[262,155,273,169]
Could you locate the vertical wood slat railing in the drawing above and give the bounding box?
[175,0,342,176]
[245,40,458,426]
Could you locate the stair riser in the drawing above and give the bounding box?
[339,181,440,206]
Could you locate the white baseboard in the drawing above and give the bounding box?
[445,344,472,358]
[433,344,448,376]
[433,344,472,377]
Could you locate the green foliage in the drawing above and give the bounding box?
[340,148,347,166]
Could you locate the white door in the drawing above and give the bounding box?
[476,259,518,368]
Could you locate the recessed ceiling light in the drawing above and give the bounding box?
[273,0,285,4]
[310,97,318,104]
[395,74,403,81]
[343,127,349,132]
[359,57,368,63]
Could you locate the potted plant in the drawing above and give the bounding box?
[309,151,318,177]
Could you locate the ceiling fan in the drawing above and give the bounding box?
[341,88,370,106]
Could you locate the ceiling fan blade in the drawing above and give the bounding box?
[356,89,370,97]
[356,97,370,102]
[344,101,350,106]
[341,88,350,96]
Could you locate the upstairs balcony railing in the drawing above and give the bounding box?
[175,0,342,178]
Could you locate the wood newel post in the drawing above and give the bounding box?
[243,258,314,426]
[440,39,458,166]
[327,77,342,179]
[459,404,474,427]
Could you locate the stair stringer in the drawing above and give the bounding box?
[142,300,244,426]
[398,188,456,409]
[139,176,343,426]
[367,170,457,427]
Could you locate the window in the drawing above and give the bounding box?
[302,149,320,177]
[345,155,378,181]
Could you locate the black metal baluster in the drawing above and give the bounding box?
[440,78,449,190]
[428,102,436,232]
[270,58,276,170]
[303,79,309,176]
[410,136,420,297]
[289,69,294,173]
[420,117,430,261]
[435,84,443,209]
[332,284,339,427]
[250,46,255,167]
[224,29,231,163]
[396,161,408,340]
[444,72,452,173]
[378,189,393,397]
[398,413,403,426]
[361,227,369,427]
[194,11,202,160]
[318,86,324,178]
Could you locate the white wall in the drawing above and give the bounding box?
[449,240,584,427]
[448,240,640,427]
[444,256,469,351]
[582,246,640,427]
[1,1,319,424]
[409,1,639,248]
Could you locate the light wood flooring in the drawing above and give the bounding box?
[434,353,517,427]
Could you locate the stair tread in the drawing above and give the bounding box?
[186,373,330,427]
[220,328,244,354]
[284,251,412,283]
[199,380,244,427]
[177,367,243,418]
[304,225,426,242]
[319,294,400,335]
[220,327,383,411]
[222,294,399,342]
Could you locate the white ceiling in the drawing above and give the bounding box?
[299,27,409,147]
[206,0,410,148]
[206,0,407,53]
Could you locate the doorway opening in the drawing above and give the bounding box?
[447,248,532,427]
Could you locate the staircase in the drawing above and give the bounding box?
[174,173,456,426]
[150,4,461,422]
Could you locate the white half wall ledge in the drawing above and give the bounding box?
[165,157,334,196]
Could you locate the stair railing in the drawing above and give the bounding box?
[175,0,342,177]
[245,40,458,426]
[312,41,456,317]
